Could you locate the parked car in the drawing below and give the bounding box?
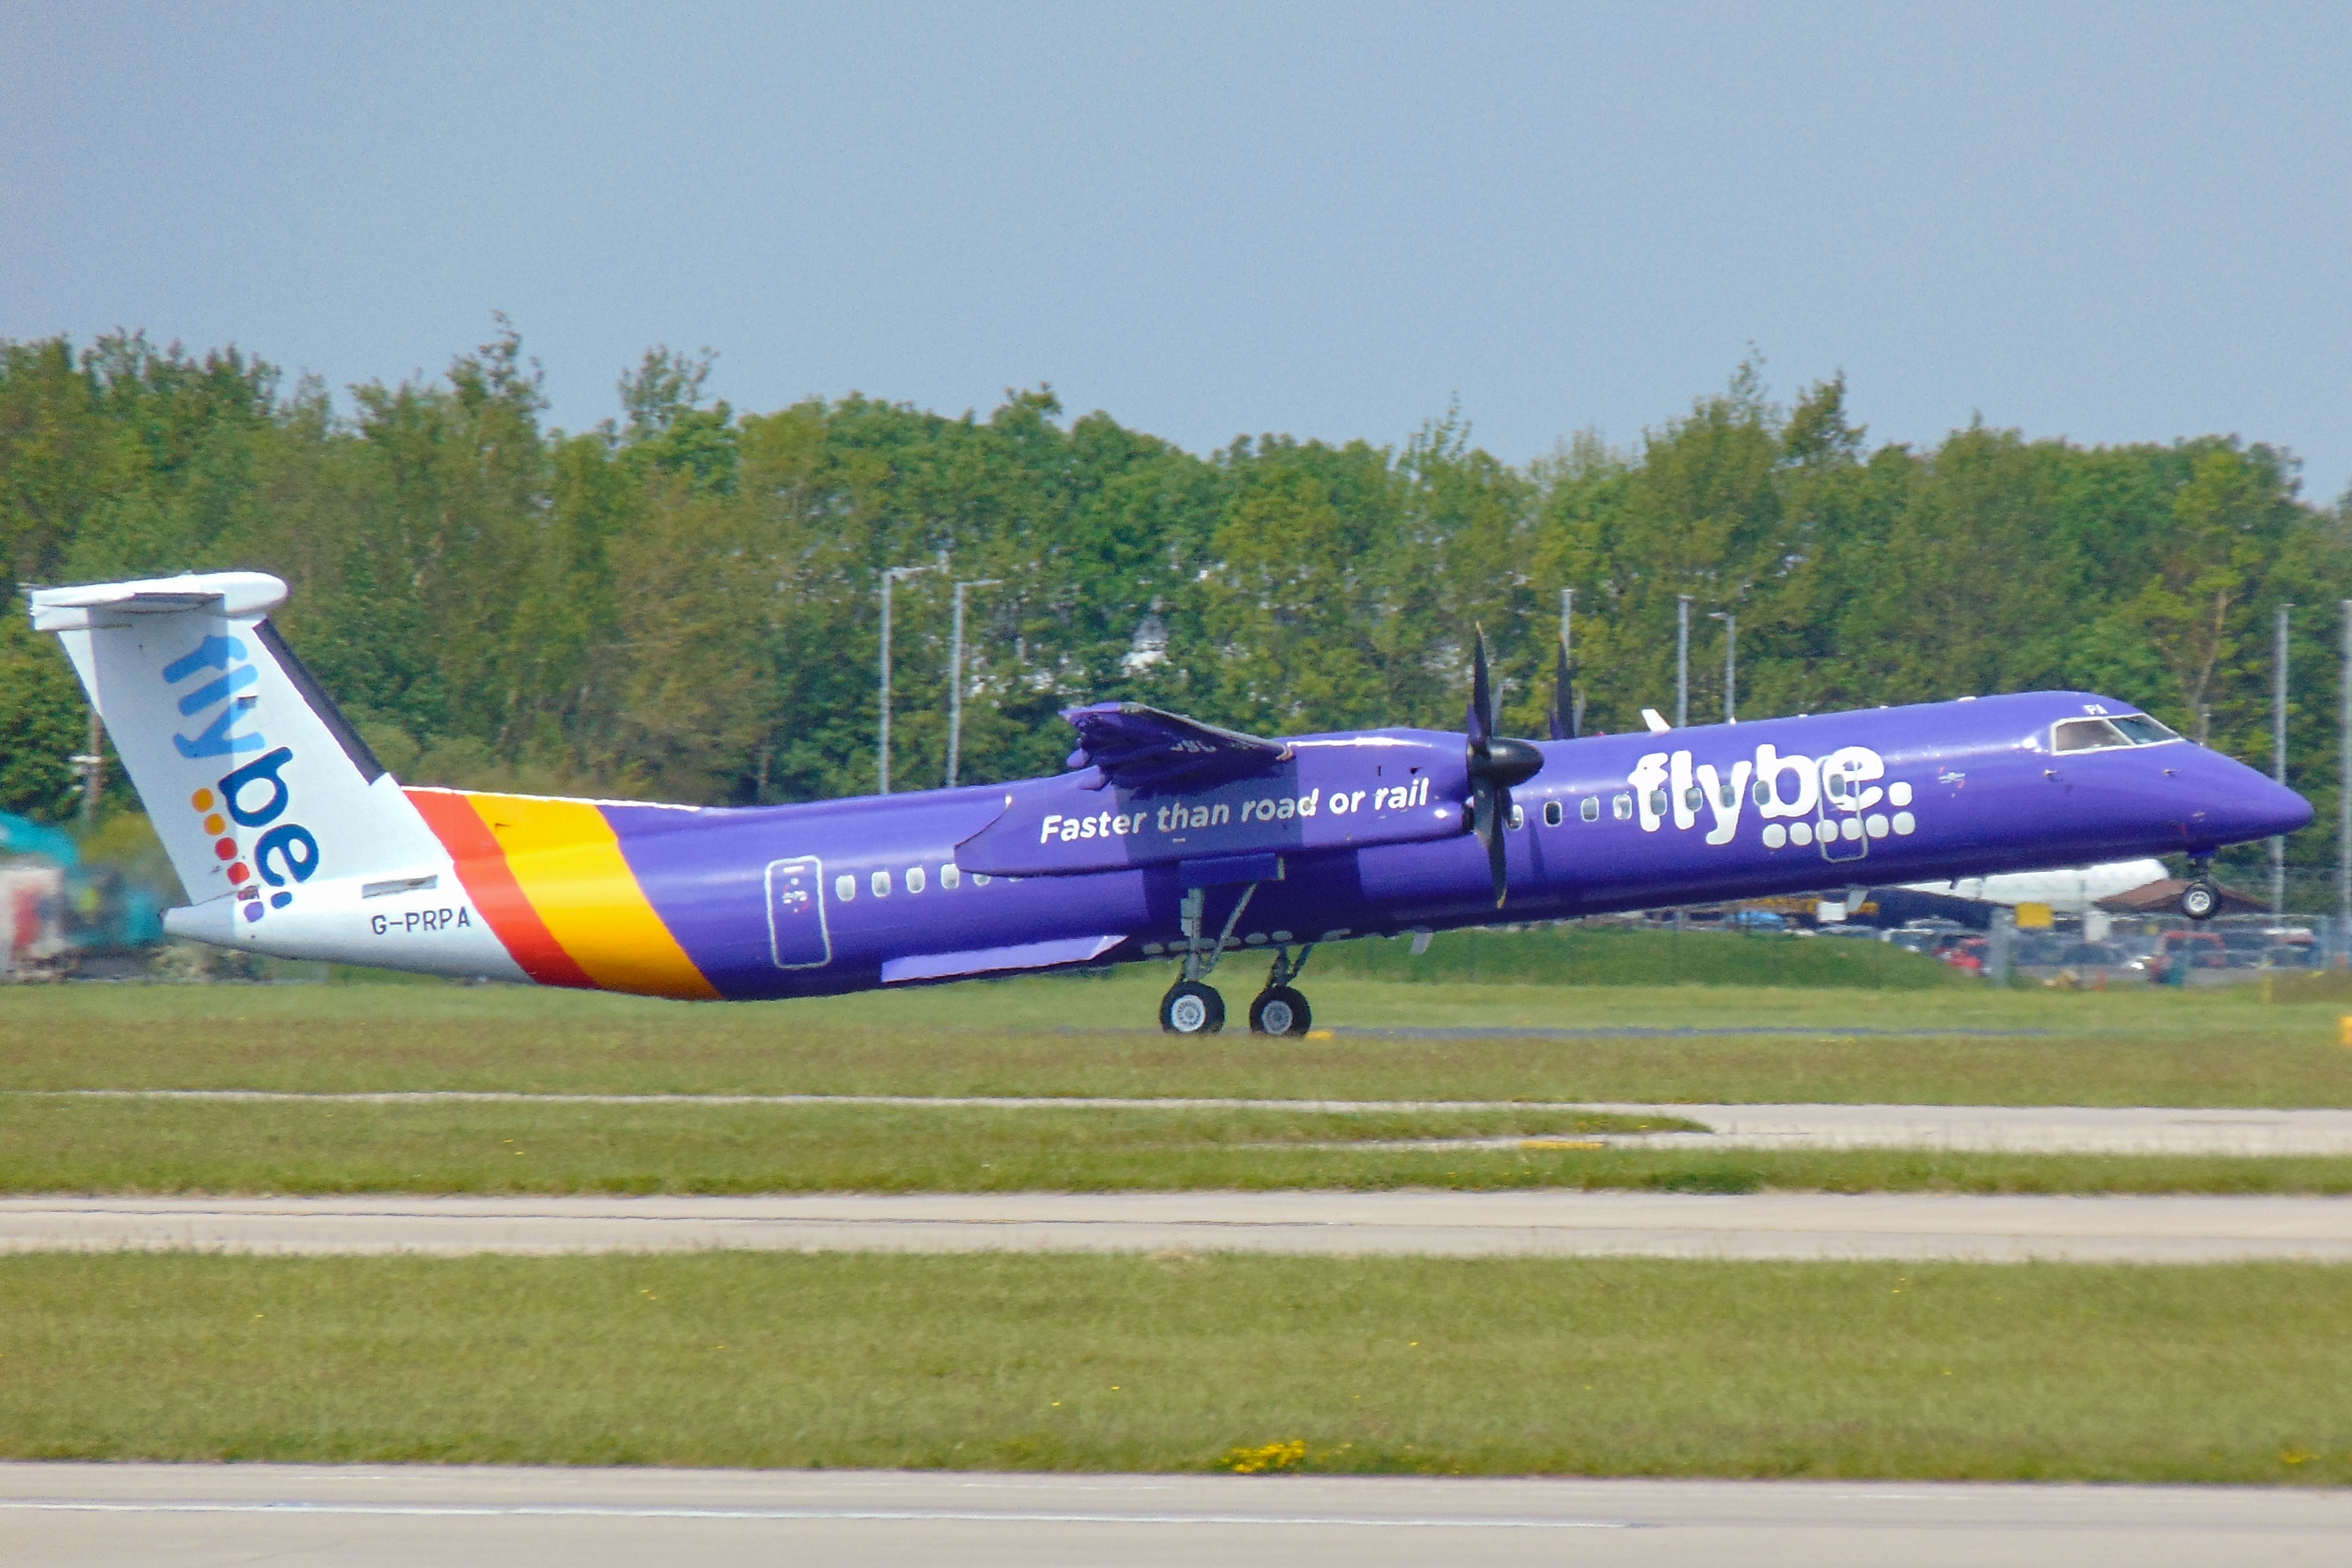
[2217,929,2274,968]
[2053,941,2122,967]
[1886,922,1968,956]
[2259,944,2318,969]
[2010,932,2064,967]
[2149,930,2229,980]
[1940,937,1988,975]
[1724,909,1788,931]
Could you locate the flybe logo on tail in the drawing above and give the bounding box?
[165,634,321,924]
[166,636,266,757]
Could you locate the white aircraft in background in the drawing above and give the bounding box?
[1901,858,2170,909]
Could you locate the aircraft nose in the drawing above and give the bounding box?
[2253,774,2318,838]
[2190,752,2313,845]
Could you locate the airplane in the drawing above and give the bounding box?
[29,571,2313,1034]
[1900,859,2172,910]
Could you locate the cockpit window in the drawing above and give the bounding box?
[2053,714,2180,753]
[2052,717,2131,752]
[2111,713,2181,745]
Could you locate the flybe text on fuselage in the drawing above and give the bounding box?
[1621,741,1919,849]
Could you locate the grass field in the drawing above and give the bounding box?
[11,969,2352,1196]
[6,1250,2351,1484]
[6,971,2351,1107]
[1305,923,1970,988]
[15,1094,2352,1195]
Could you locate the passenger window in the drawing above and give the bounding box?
[940,863,961,890]
[2053,717,2131,752]
[835,874,856,902]
[905,866,927,894]
[1580,796,1600,823]
[1612,794,1633,820]
[871,870,892,898]
[1826,773,1847,800]
[1683,786,1703,811]
[1509,803,1526,830]
[1544,799,1564,827]
[1752,780,1772,807]
[1649,789,1668,816]
[1719,784,1736,808]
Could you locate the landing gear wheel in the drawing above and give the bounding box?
[1249,985,1311,1037]
[1160,980,1226,1035]
[2180,880,2219,921]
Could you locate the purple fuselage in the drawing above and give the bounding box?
[598,691,2312,1000]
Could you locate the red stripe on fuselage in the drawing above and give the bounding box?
[404,787,599,990]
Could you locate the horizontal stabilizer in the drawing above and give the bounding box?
[881,934,1125,985]
[30,571,288,629]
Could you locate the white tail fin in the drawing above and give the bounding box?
[30,572,446,922]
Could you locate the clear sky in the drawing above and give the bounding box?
[6,2,2347,501]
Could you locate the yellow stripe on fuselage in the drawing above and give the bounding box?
[461,793,720,1001]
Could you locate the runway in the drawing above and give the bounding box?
[10,1189,2352,1262]
[3,1463,2344,1566]
[33,1090,2352,1155]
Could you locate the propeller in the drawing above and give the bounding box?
[1546,641,1578,741]
[1466,627,1545,907]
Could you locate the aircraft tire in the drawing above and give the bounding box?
[1249,986,1311,1037]
[1160,980,1226,1035]
[2180,880,2219,921]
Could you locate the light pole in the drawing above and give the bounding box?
[946,576,1000,789]
[2339,600,2350,966]
[877,557,942,795]
[2276,602,2292,915]
[71,709,102,830]
[1675,594,1692,728]
[1708,610,1736,723]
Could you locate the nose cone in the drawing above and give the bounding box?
[2190,751,2313,846]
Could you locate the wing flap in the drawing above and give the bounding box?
[881,934,1126,985]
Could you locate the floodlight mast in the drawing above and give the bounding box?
[947,577,1001,789]
[1708,610,1736,724]
[2275,602,2291,915]
[1675,594,1692,728]
[2340,600,2350,964]
[877,556,943,795]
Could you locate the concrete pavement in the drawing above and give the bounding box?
[11,1189,2352,1262]
[34,1089,2352,1154]
[2,1463,2344,1567]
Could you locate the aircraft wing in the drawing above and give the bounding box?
[1061,702,1291,792]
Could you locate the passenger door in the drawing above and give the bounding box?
[766,856,832,969]
[1816,758,1869,864]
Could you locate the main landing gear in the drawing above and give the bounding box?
[1156,884,1317,1037]
[1160,980,1224,1034]
[1250,941,1314,1037]
[2181,858,2220,922]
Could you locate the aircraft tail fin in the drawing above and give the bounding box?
[29,573,445,920]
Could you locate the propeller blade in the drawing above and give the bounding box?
[1468,628,1493,747]
[1461,628,1544,906]
[1487,792,1510,905]
[1547,644,1575,741]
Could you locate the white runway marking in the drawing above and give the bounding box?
[0,1499,1627,1528]
[25,1090,2352,1154]
[10,1190,2352,1262]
